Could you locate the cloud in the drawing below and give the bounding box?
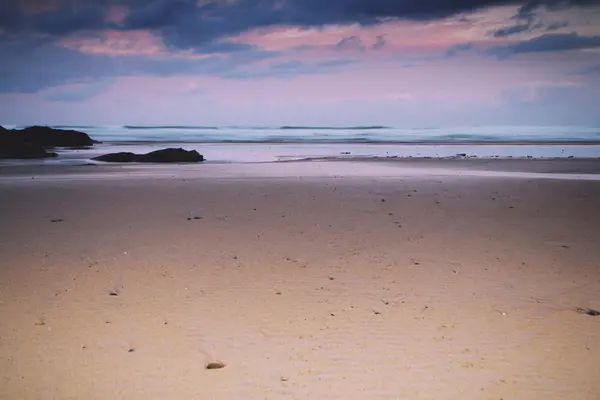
[545,20,569,31]
[490,20,569,37]
[118,0,195,30]
[34,3,108,35]
[489,1,571,38]
[221,57,358,79]
[4,0,600,47]
[511,0,596,20]
[0,38,109,93]
[445,43,475,57]
[491,23,533,37]
[185,41,257,54]
[487,32,600,57]
[121,0,600,52]
[372,35,387,49]
[335,36,366,51]
[2,0,600,100]
[0,38,282,93]
[0,1,26,31]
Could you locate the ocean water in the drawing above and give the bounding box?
[5,124,600,143]
[2,125,600,165]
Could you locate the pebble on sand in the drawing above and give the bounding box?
[206,361,226,370]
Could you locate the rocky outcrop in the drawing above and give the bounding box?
[92,152,138,163]
[0,140,58,159]
[0,125,96,159]
[0,128,57,159]
[16,126,97,147]
[93,148,204,163]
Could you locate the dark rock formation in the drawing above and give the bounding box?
[93,152,138,163]
[0,140,58,159]
[0,125,96,159]
[138,148,204,163]
[17,126,97,147]
[0,128,57,159]
[93,148,204,163]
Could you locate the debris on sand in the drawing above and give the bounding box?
[206,361,226,370]
[575,307,600,316]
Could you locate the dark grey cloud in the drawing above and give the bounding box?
[121,0,600,52]
[490,20,569,37]
[487,32,600,57]
[526,0,600,13]
[445,43,475,57]
[511,0,597,19]
[185,41,256,54]
[489,0,572,38]
[491,23,533,37]
[34,3,108,35]
[117,0,195,30]
[546,20,569,30]
[490,19,568,38]
[336,36,366,51]
[0,1,26,31]
[4,0,600,48]
[0,0,112,34]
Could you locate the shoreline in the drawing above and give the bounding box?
[2,158,600,183]
[4,141,600,166]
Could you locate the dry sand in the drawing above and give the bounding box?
[1,161,599,399]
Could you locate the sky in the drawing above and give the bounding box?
[1,0,600,127]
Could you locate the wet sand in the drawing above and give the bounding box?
[318,157,600,174]
[1,161,599,399]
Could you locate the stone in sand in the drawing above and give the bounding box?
[206,361,226,370]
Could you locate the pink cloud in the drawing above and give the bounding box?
[58,30,166,56]
[234,18,494,53]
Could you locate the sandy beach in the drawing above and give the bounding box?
[1,160,599,399]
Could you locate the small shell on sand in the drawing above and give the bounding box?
[206,361,226,370]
